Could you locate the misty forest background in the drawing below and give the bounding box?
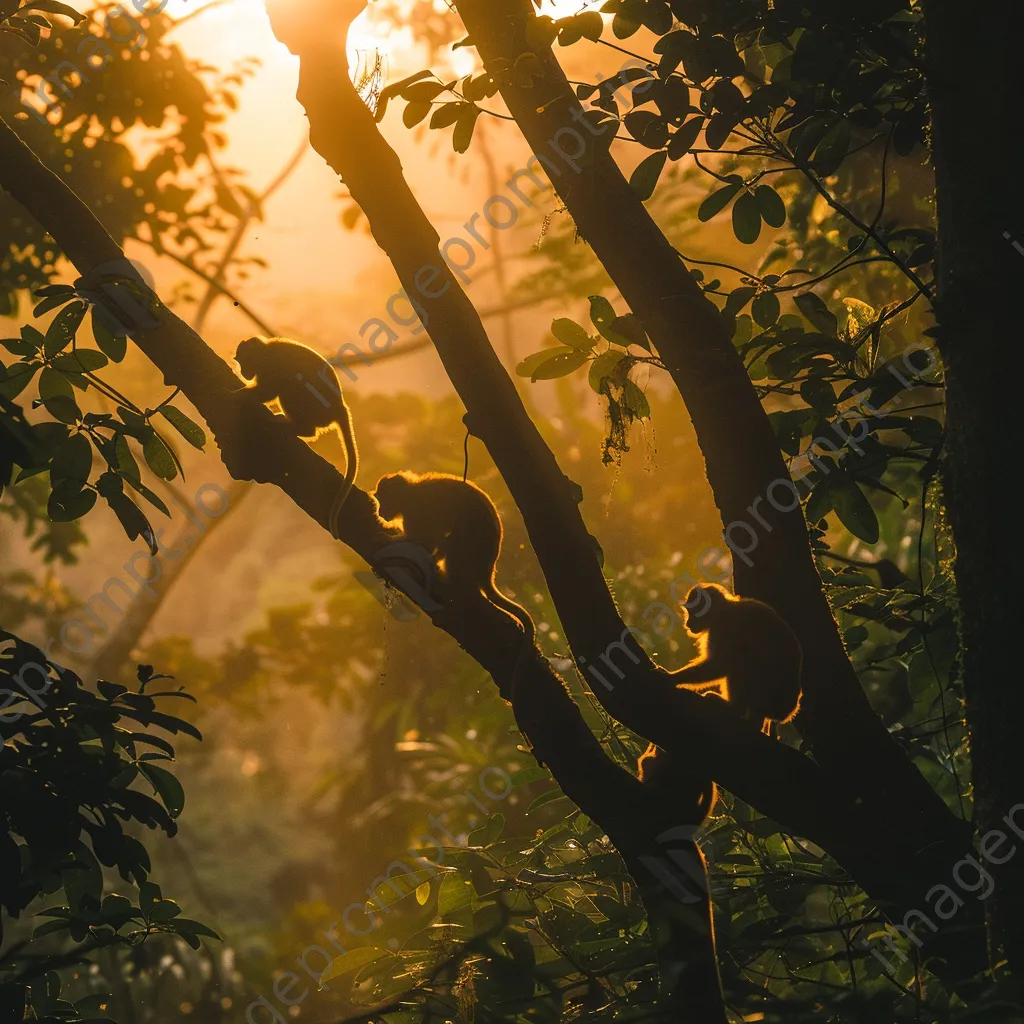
[0,0,1019,1022]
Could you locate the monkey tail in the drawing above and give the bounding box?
[489,589,535,648]
[328,421,359,539]
[488,588,536,705]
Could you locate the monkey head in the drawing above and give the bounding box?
[681,583,732,635]
[234,336,267,381]
[373,472,414,523]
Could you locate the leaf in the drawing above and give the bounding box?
[171,917,220,941]
[38,366,74,401]
[149,897,182,922]
[429,101,464,129]
[123,474,171,517]
[52,349,108,372]
[20,0,86,23]
[843,296,876,333]
[32,918,72,939]
[375,70,433,121]
[438,874,474,915]
[731,189,762,244]
[728,314,752,348]
[551,318,594,351]
[530,349,589,380]
[48,480,96,521]
[34,284,77,298]
[789,115,832,162]
[811,120,852,175]
[33,293,72,318]
[528,787,568,812]
[50,433,93,483]
[589,350,626,392]
[92,313,127,362]
[623,380,650,418]
[158,406,206,450]
[516,347,573,378]
[137,763,186,818]
[697,177,743,222]
[43,301,86,357]
[585,294,613,331]
[723,286,756,319]
[805,479,834,523]
[42,394,82,424]
[667,115,704,159]
[832,478,880,543]
[323,948,391,981]
[103,487,157,553]
[754,184,786,228]
[143,431,178,481]
[452,105,481,152]
[114,433,141,481]
[608,314,650,350]
[20,325,47,351]
[704,111,737,150]
[752,291,780,328]
[623,110,668,149]
[402,100,432,127]
[415,881,431,905]
[510,766,551,787]
[561,11,603,42]
[1,335,38,356]
[467,813,504,848]
[612,8,643,38]
[0,362,37,400]
[795,292,839,336]
[630,150,667,200]
[463,72,498,102]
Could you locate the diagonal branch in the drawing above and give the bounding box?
[451,0,855,737]
[260,3,986,989]
[450,0,965,854]
[252,3,960,905]
[192,137,308,332]
[0,108,854,857]
[266,7,643,669]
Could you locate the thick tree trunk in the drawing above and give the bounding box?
[259,3,991,994]
[924,0,1024,972]
[452,0,960,839]
[450,0,992,983]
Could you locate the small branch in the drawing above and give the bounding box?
[194,137,308,333]
[136,242,278,336]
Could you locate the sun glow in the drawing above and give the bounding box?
[174,0,405,64]
[535,0,604,14]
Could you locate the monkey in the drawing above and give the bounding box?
[638,742,717,823]
[372,471,535,649]
[672,582,803,734]
[234,336,358,539]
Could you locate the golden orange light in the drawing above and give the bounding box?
[536,0,604,14]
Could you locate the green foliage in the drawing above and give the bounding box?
[1,295,208,553]
[0,633,215,1020]
[517,297,656,464]
[0,0,981,1019]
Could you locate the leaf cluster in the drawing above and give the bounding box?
[0,631,216,1020]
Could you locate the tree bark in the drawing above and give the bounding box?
[257,0,998,991]
[448,0,989,979]
[0,0,993,988]
[0,110,733,1008]
[923,0,1024,973]
[451,0,964,845]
